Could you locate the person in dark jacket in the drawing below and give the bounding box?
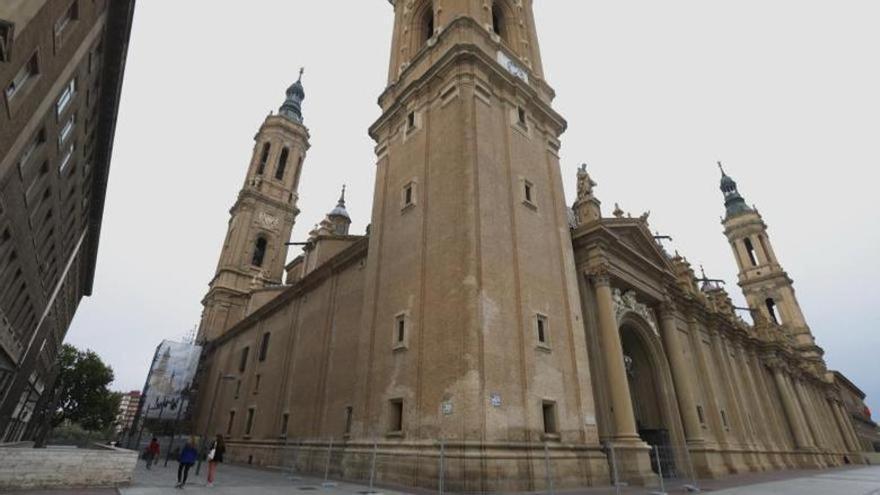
[175,436,199,488]
[206,434,226,487]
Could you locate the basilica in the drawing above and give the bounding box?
[192,1,869,490]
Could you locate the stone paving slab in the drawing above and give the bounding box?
[712,465,880,495]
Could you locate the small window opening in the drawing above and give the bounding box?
[407,111,416,132]
[254,374,261,394]
[389,399,403,433]
[252,237,267,267]
[542,401,557,434]
[257,143,270,175]
[239,346,250,372]
[404,183,414,207]
[696,405,706,425]
[54,1,79,35]
[245,407,255,435]
[281,413,289,437]
[517,106,528,128]
[744,238,758,266]
[536,314,547,344]
[720,409,729,429]
[5,52,38,101]
[56,78,76,117]
[226,411,235,435]
[396,316,406,344]
[765,298,781,325]
[344,406,353,435]
[275,147,289,180]
[524,181,533,204]
[259,332,270,361]
[234,380,241,399]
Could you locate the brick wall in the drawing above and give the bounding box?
[0,442,137,489]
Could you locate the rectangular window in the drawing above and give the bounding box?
[234,380,241,399]
[344,406,353,435]
[517,106,528,129]
[720,409,729,429]
[56,78,76,117]
[396,315,406,344]
[536,314,548,345]
[226,410,235,435]
[5,53,39,101]
[239,346,249,372]
[259,332,270,361]
[524,181,533,203]
[253,374,261,394]
[388,399,403,433]
[280,413,289,437]
[406,111,416,132]
[0,20,12,63]
[54,1,79,36]
[59,114,75,146]
[542,401,557,434]
[245,407,255,436]
[696,405,705,425]
[59,143,74,173]
[18,128,46,171]
[404,183,414,207]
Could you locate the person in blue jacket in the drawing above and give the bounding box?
[175,436,199,488]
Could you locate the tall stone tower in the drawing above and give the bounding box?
[353,0,597,467]
[197,74,309,342]
[718,163,822,361]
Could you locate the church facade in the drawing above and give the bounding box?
[192,1,868,490]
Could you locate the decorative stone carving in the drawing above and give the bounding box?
[257,211,280,231]
[612,288,660,337]
[588,264,611,286]
[576,163,596,200]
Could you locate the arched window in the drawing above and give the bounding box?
[743,238,758,266]
[256,143,270,175]
[765,298,782,325]
[252,237,268,267]
[275,148,289,180]
[491,1,512,45]
[417,3,435,49]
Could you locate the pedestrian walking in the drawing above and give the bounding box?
[175,436,198,488]
[145,437,160,470]
[206,434,226,487]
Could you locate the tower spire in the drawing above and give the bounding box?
[717,161,751,219]
[280,67,306,123]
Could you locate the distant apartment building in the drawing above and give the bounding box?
[115,390,139,434]
[0,0,135,441]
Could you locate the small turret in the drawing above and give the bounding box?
[718,161,752,219]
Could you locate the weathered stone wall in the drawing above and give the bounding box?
[0,442,137,489]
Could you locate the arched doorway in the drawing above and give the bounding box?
[619,315,680,477]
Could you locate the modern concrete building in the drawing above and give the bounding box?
[0,0,134,441]
[192,1,873,491]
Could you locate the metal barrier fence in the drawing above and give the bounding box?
[136,435,707,494]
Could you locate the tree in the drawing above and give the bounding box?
[49,344,120,431]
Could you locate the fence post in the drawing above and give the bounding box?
[652,446,667,495]
[680,443,701,492]
[606,442,621,495]
[543,442,555,495]
[438,439,445,495]
[322,437,337,487]
[368,441,378,493]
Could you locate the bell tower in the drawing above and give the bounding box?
[354,0,596,460]
[197,73,310,342]
[718,163,822,360]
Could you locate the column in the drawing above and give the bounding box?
[687,318,729,448]
[658,302,704,444]
[830,400,856,451]
[770,364,811,449]
[791,378,821,448]
[835,401,862,452]
[747,350,787,451]
[736,342,774,454]
[590,266,640,443]
[709,330,751,450]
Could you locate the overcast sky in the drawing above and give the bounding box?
[66,2,880,415]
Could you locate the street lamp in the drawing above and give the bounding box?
[195,373,236,475]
